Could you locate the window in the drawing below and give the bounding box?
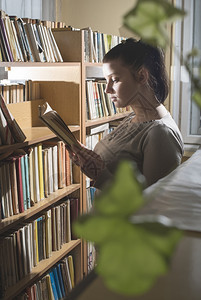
[173,0,201,145]
[0,0,60,21]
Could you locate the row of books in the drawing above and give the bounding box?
[0,79,37,104]
[0,200,78,293]
[0,93,26,145]
[0,141,73,220]
[86,79,131,120]
[82,27,124,63]
[17,255,75,300]
[0,10,63,62]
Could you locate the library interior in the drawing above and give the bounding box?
[0,1,201,299]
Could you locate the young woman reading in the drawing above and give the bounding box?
[71,38,184,189]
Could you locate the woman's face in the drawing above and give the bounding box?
[103,59,140,108]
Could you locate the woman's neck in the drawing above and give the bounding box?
[130,89,168,123]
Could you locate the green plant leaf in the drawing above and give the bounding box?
[74,161,183,296]
[123,0,185,48]
[193,91,201,108]
[96,223,182,296]
[94,161,144,217]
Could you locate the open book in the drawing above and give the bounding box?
[39,102,81,151]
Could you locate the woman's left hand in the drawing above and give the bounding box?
[69,144,105,180]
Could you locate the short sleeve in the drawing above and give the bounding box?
[142,124,183,187]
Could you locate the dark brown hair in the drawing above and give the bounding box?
[103,38,169,103]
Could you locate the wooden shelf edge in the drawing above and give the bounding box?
[0,126,80,155]
[0,184,80,235]
[3,239,81,300]
[85,112,131,127]
[0,62,81,67]
[84,62,103,67]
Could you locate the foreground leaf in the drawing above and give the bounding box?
[74,161,183,296]
[123,0,185,48]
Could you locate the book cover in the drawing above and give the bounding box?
[45,209,52,258]
[49,271,59,300]
[24,153,31,209]
[52,145,58,192]
[20,155,27,211]
[4,162,13,217]
[45,274,54,300]
[24,224,32,274]
[33,145,40,203]
[56,263,66,298]
[24,22,42,62]
[70,198,79,240]
[33,219,39,265]
[42,148,49,197]
[41,276,49,300]
[66,199,71,242]
[58,141,65,189]
[0,165,5,219]
[4,15,18,61]
[37,144,45,200]
[39,102,81,152]
[51,206,57,252]
[0,15,14,61]
[12,232,19,283]
[17,18,34,62]
[65,148,71,186]
[19,226,28,276]
[9,16,27,61]
[28,148,35,205]
[67,255,75,289]
[37,216,43,262]
[55,205,61,250]
[52,267,63,299]
[15,229,24,280]
[61,257,72,291]
[15,156,24,213]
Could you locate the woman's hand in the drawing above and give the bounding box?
[69,144,105,180]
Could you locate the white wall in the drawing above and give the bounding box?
[61,0,137,36]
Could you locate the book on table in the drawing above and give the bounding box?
[39,102,81,152]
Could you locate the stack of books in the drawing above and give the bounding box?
[0,200,78,294]
[86,79,131,120]
[0,141,73,220]
[0,10,63,62]
[20,254,75,299]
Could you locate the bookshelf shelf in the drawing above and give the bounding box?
[0,62,81,68]
[85,112,131,127]
[3,239,81,300]
[0,126,80,154]
[0,183,80,235]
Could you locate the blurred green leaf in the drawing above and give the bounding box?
[74,161,183,296]
[193,91,201,108]
[123,0,185,48]
[94,161,144,217]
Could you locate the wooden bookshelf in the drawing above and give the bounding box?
[0,28,128,299]
[3,240,81,300]
[85,112,131,127]
[0,61,83,299]
[0,183,80,235]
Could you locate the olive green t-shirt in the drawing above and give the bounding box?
[94,112,184,189]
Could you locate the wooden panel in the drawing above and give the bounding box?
[8,99,46,128]
[39,81,80,125]
[52,29,84,62]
